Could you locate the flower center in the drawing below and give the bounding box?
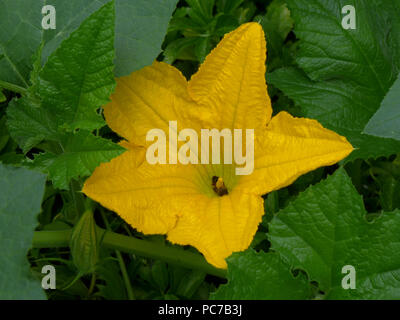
[212,176,228,196]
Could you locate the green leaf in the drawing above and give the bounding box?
[174,270,206,299]
[70,210,99,275]
[194,37,212,63]
[0,0,178,90]
[269,68,400,161]
[168,7,204,33]
[378,174,400,212]
[214,14,239,36]
[186,0,215,25]
[263,0,293,40]
[0,164,47,299]
[151,261,169,293]
[163,37,199,64]
[0,0,42,88]
[269,0,400,161]
[6,97,59,154]
[234,1,256,25]
[364,73,400,140]
[0,153,25,165]
[31,130,125,190]
[113,0,178,76]
[211,250,311,299]
[0,0,108,89]
[96,259,127,299]
[216,0,244,14]
[269,168,400,299]
[369,159,400,212]
[257,0,293,71]
[39,1,115,131]
[41,0,116,64]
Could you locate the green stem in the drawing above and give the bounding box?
[32,229,226,278]
[0,80,28,95]
[33,230,72,247]
[115,250,135,299]
[33,257,72,265]
[87,273,97,297]
[100,210,135,300]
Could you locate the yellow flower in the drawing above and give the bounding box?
[82,22,353,269]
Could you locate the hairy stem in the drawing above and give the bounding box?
[32,229,227,278]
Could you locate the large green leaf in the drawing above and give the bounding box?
[31,130,125,190]
[211,250,311,299]
[42,0,180,76]
[0,0,178,90]
[113,0,178,76]
[0,0,42,89]
[39,1,115,131]
[0,164,47,299]
[269,168,400,299]
[364,73,400,141]
[41,0,115,64]
[0,0,107,89]
[269,0,400,161]
[269,68,400,161]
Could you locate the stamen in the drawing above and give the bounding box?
[212,176,228,196]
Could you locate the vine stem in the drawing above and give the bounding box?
[100,210,135,300]
[32,229,227,279]
[0,79,27,95]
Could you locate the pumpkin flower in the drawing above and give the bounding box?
[82,22,353,269]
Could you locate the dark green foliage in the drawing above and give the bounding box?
[0,0,399,300]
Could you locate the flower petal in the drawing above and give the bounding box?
[167,189,264,269]
[238,111,354,195]
[188,22,272,131]
[104,61,208,146]
[82,148,203,234]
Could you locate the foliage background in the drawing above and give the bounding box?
[0,0,400,299]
